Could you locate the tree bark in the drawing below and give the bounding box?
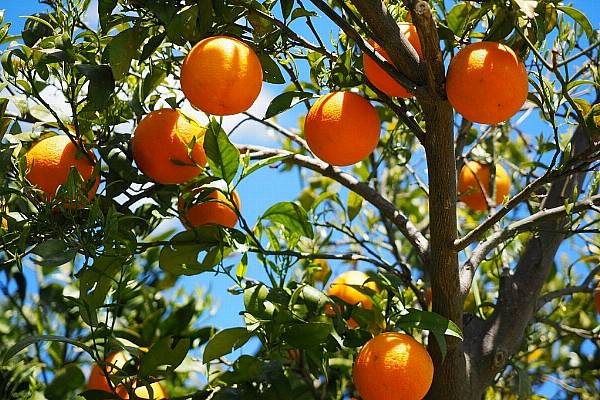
[465,120,596,398]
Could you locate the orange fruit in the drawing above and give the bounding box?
[179,189,240,229]
[116,381,168,399]
[304,92,380,166]
[87,351,168,399]
[327,270,378,328]
[594,282,600,314]
[87,351,129,394]
[458,161,510,211]
[180,36,263,116]
[353,332,433,400]
[25,135,99,204]
[363,23,423,98]
[446,41,528,124]
[132,108,207,184]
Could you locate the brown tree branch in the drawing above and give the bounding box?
[455,143,600,251]
[460,193,600,296]
[237,144,429,259]
[464,116,595,398]
[310,0,425,95]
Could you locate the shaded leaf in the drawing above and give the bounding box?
[203,327,253,363]
[264,91,313,119]
[139,336,190,377]
[257,53,285,84]
[261,201,313,239]
[158,228,228,276]
[76,64,115,110]
[204,119,240,184]
[282,322,331,348]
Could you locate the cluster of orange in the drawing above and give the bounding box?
[323,270,433,400]
[21,24,530,400]
[25,36,258,229]
[307,22,525,211]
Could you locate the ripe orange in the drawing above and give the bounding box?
[87,351,129,394]
[304,92,380,166]
[25,135,99,203]
[179,189,240,229]
[594,282,600,314]
[132,108,207,184]
[353,332,433,400]
[87,351,167,399]
[180,36,263,116]
[327,270,378,328]
[458,161,510,211]
[446,41,528,124]
[363,23,423,98]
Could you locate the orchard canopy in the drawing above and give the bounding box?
[0,0,600,399]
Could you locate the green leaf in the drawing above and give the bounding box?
[446,3,475,35]
[264,91,313,119]
[107,27,143,80]
[203,327,253,363]
[98,0,118,32]
[257,53,285,84]
[158,228,228,276]
[281,0,294,20]
[290,9,318,21]
[2,335,95,364]
[395,308,463,360]
[242,153,290,178]
[203,119,240,184]
[45,364,85,400]
[139,336,190,377]
[76,64,115,110]
[236,253,248,278]
[261,201,313,239]
[298,284,330,309]
[166,5,201,44]
[347,191,363,222]
[584,104,600,138]
[244,283,275,319]
[21,13,53,47]
[197,0,214,37]
[282,322,331,348]
[78,256,124,326]
[557,6,594,41]
[31,239,76,267]
[515,364,532,399]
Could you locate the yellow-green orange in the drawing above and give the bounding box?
[327,270,378,328]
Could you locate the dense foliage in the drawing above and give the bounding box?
[0,0,599,399]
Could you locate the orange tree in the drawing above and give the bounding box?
[0,0,599,399]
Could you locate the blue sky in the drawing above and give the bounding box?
[2,0,600,396]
